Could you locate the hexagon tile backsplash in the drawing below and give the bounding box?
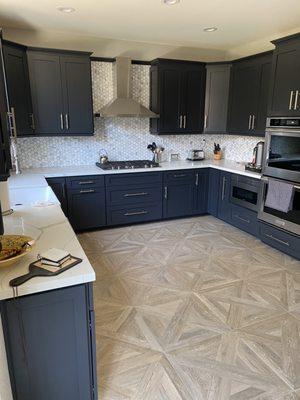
[17,62,260,169]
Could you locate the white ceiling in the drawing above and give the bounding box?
[0,0,300,60]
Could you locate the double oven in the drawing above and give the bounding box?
[258,117,300,236]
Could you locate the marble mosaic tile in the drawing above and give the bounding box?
[17,62,260,168]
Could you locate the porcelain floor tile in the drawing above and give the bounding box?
[79,216,300,400]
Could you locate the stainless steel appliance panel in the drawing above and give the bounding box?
[258,176,300,236]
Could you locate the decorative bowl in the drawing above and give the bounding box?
[0,236,35,267]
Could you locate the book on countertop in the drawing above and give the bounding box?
[39,248,71,267]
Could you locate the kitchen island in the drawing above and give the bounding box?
[0,184,96,400]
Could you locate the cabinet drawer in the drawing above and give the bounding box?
[259,223,300,260]
[231,204,259,236]
[105,172,162,187]
[66,175,104,189]
[107,203,162,226]
[106,185,162,207]
[164,170,195,183]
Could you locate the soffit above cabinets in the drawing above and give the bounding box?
[0,0,300,60]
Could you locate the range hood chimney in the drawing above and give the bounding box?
[99,57,159,118]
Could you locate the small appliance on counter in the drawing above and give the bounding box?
[245,141,265,173]
[187,149,205,161]
[99,149,109,165]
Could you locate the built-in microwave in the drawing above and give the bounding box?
[258,176,300,236]
[230,175,260,212]
[264,117,300,183]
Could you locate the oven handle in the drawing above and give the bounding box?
[261,176,300,190]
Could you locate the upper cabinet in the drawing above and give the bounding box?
[268,34,300,116]
[27,49,94,135]
[204,64,231,134]
[2,42,34,136]
[150,59,206,134]
[227,52,272,136]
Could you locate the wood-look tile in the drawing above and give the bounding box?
[79,216,300,400]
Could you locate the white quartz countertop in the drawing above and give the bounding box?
[8,159,261,188]
[0,187,95,301]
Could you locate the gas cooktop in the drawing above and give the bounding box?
[96,160,160,170]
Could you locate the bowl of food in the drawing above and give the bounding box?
[0,235,35,267]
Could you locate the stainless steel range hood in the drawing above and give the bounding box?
[99,57,158,118]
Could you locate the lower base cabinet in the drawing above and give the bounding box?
[259,222,300,260]
[67,187,106,230]
[217,171,232,223]
[193,169,209,214]
[46,177,68,216]
[1,284,97,400]
[163,170,196,219]
[231,204,259,236]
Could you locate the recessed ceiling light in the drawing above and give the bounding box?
[203,27,218,32]
[57,6,76,13]
[163,0,180,5]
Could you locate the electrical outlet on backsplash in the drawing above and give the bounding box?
[17,62,261,169]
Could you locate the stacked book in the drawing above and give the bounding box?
[39,248,71,267]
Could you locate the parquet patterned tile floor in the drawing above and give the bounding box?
[78,216,300,400]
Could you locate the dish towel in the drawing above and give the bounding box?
[265,179,294,213]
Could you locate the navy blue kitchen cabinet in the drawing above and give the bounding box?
[106,172,163,226]
[163,170,196,218]
[0,34,11,181]
[230,204,260,236]
[217,171,232,223]
[207,169,220,216]
[150,59,206,134]
[46,177,68,216]
[268,33,300,116]
[2,41,34,136]
[27,49,93,136]
[1,283,97,400]
[193,169,209,215]
[67,188,106,231]
[259,223,300,260]
[227,52,272,136]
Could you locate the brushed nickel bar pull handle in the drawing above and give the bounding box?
[7,107,17,138]
[179,115,183,128]
[30,113,35,130]
[62,183,66,198]
[80,189,95,194]
[164,186,168,199]
[234,214,250,224]
[265,233,290,247]
[248,115,252,130]
[124,211,148,216]
[65,114,69,130]
[78,180,94,185]
[195,173,199,186]
[124,192,148,197]
[183,115,186,129]
[204,115,208,129]
[252,115,255,130]
[174,174,186,178]
[294,90,299,110]
[221,176,226,200]
[60,114,64,130]
[289,91,294,110]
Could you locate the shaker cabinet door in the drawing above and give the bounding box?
[183,65,206,133]
[159,66,182,133]
[268,39,300,116]
[27,51,64,134]
[2,43,33,136]
[204,64,231,134]
[60,55,93,134]
[228,63,260,134]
